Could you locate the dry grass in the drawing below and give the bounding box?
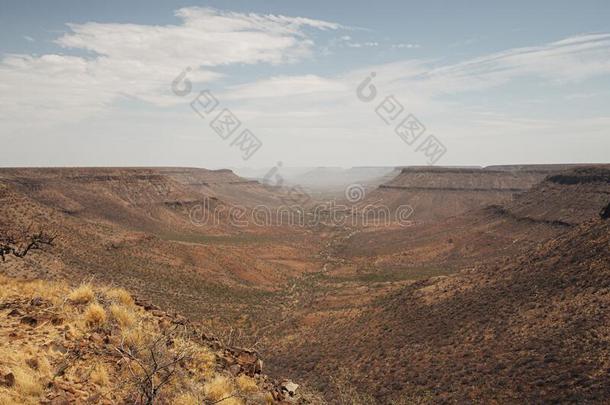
[204,375,236,402]
[235,374,259,393]
[68,283,95,304]
[222,396,245,405]
[19,280,65,305]
[84,302,107,327]
[121,326,145,350]
[0,391,14,405]
[90,363,110,387]
[173,392,199,405]
[109,304,135,328]
[12,367,43,397]
[186,347,216,379]
[0,342,52,404]
[0,275,278,404]
[106,287,134,307]
[0,274,65,305]
[25,356,51,378]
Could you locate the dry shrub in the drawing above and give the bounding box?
[235,374,258,393]
[68,283,94,304]
[20,279,65,305]
[13,367,43,397]
[84,302,107,327]
[106,288,134,306]
[117,326,193,404]
[187,347,216,379]
[121,327,145,351]
[0,391,14,405]
[173,392,199,405]
[204,375,236,402]
[109,304,135,328]
[91,363,110,387]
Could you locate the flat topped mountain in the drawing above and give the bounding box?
[0,166,291,211]
[495,166,610,225]
[366,164,610,222]
[0,167,253,188]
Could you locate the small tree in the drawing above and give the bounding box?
[116,325,192,405]
[0,225,56,261]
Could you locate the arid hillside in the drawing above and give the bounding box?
[0,167,324,332]
[0,167,293,232]
[492,167,610,225]
[365,165,596,222]
[266,167,610,403]
[336,166,610,268]
[275,217,610,402]
[0,276,306,404]
[1,165,609,404]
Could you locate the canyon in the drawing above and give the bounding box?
[1,164,609,403]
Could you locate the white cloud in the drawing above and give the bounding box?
[346,41,379,48]
[0,7,341,127]
[216,33,610,165]
[221,33,610,114]
[2,12,610,167]
[392,43,420,49]
[223,75,348,100]
[424,33,610,91]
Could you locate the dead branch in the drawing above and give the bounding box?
[0,225,56,261]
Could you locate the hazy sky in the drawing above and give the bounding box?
[1,0,609,169]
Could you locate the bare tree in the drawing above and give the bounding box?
[0,225,56,261]
[116,325,192,405]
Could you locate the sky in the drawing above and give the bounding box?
[0,0,609,169]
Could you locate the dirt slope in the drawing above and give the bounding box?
[300,217,610,402]
[0,168,324,332]
[268,168,610,403]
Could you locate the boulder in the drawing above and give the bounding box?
[280,380,299,396]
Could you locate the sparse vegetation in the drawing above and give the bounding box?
[90,363,110,387]
[68,283,95,304]
[204,375,238,403]
[173,392,199,405]
[2,166,608,403]
[0,226,55,261]
[106,287,135,306]
[110,304,136,328]
[0,275,288,404]
[330,368,375,405]
[236,374,259,393]
[84,302,107,328]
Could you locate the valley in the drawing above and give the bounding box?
[1,164,609,403]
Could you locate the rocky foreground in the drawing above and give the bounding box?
[0,275,308,404]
